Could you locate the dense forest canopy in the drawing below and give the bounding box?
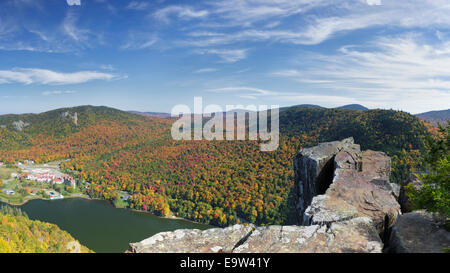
[0,105,431,226]
[0,205,91,253]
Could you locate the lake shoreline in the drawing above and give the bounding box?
[1,195,216,228]
[2,197,213,253]
[0,193,92,207]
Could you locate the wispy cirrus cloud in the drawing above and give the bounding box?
[173,0,450,48]
[62,10,89,43]
[126,1,149,11]
[366,0,382,6]
[0,68,122,85]
[66,0,81,6]
[207,85,359,106]
[121,32,158,50]
[153,5,209,23]
[271,34,450,113]
[42,90,77,96]
[194,48,248,63]
[193,68,218,73]
[209,86,279,99]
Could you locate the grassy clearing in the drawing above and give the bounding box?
[0,166,19,180]
[112,197,129,208]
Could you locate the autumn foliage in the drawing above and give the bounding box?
[0,106,430,226]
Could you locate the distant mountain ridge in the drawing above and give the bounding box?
[415,109,450,126]
[131,104,369,119]
[337,104,369,111]
[128,111,172,118]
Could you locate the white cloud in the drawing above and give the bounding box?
[366,0,382,6]
[42,90,77,96]
[207,0,322,25]
[206,85,360,107]
[66,0,81,6]
[277,94,360,106]
[121,33,158,50]
[153,5,209,23]
[0,68,121,85]
[193,68,218,73]
[62,10,90,44]
[209,86,279,98]
[194,48,248,63]
[99,64,115,71]
[126,1,149,10]
[271,35,450,113]
[174,0,450,48]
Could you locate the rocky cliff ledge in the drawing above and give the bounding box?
[128,138,448,253]
[296,137,401,238]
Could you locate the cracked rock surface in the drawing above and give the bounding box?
[299,140,401,234]
[234,217,382,253]
[129,224,254,253]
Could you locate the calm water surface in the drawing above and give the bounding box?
[2,198,212,253]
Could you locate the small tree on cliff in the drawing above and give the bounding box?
[406,121,450,218]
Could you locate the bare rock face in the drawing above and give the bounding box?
[65,241,82,253]
[303,195,359,225]
[389,210,450,253]
[129,224,254,253]
[233,225,324,253]
[130,218,383,253]
[12,120,30,131]
[234,217,382,253]
[294,137,360,222]
[299,140,401,235]
[61,111,79,126]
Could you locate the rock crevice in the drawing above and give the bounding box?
[296,138,401,238]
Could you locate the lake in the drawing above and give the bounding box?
[2,198,212,253]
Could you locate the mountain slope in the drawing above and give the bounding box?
[336,104,369,111]
[0,105,149,151]
[0,207,91,253]
[278,107,428,184]
[0,105,430,226]
[415,109,450,126]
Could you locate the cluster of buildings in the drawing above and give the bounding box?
[19,169,76,189]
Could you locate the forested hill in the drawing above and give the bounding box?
[0,206,91,253]
[280,107,427,156]
[0,105,430,227]
[0,105,146,137]
[0,105,153,150]
[278,107,430,184]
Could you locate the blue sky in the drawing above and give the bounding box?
[0,0,450,114]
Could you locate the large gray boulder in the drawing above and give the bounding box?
[129,224,254,253]
[130,218,383,253]
[389,210,450,253]
[294,137,360,222]
[299,142,401,234]
[234,217,382,253]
